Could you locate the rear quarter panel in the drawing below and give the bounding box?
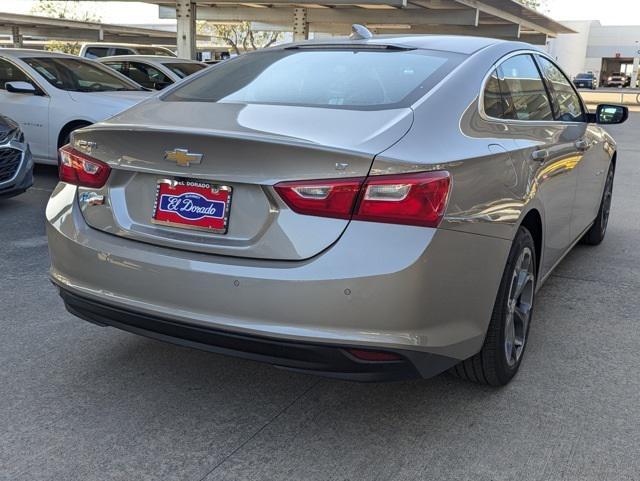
[372,43,543,243]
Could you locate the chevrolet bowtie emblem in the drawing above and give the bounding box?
[164,148,203,167]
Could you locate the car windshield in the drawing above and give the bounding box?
[576,74,591,79]
[163,48,465,110]
[23,57,142,92]
[162,62,206,78]
[137,47,175,57]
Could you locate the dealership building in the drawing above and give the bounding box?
[547,20,640,87]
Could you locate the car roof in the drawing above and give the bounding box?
[0,48,80,59]
[280,35,509,55]
[81,43,172,49]
[98,55,200,63]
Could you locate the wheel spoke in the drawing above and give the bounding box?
[514,272,533,300]
[504,314,516,363]
[514,302,531,339]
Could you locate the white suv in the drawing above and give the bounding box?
[0,49,152,164]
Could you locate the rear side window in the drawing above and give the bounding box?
[103,61,125,73]
[137,47,175,57]
[164,48,466,110]
[496,55,553,121]
[114,48,134,56]
[85,47,109,59]
[536,56,585,122]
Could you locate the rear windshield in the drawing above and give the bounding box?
[162,62,206,78]
[137,47,175,57]
[576,74,592,79]
[163,48,465,110]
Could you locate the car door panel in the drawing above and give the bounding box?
[572,125,610,237]
[534,55,598,243]
[507,124,579,278]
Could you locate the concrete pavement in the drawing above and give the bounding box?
[1,116,639,481]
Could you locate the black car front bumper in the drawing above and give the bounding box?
[58,287,458,382]
[0,144,33,199]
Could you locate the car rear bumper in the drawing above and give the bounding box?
[47,183,511,379]
[59,287,457,381]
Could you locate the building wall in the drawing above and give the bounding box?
[546,20,593,77]
[547,21,640,87]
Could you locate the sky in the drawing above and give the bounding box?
[3,0,640,26]
[545,0,640,24]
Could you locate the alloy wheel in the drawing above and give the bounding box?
[600,168,614,237]
[504,247,535,367]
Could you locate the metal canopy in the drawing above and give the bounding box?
[0,12,205,46]
[155,0,574,47]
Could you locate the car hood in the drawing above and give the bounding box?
[98,100,414,155]
[67,90,153,115]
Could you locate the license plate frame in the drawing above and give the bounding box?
[151,178,232,234]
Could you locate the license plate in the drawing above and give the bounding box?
[152,179,232,234]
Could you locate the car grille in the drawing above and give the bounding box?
[0,148,22,184]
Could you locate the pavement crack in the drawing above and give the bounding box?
[194,378,321,481]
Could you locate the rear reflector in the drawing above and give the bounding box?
[275,171,450,227]
[58,145,111,188]
[346,349,402,362]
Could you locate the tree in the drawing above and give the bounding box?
[30,0,101,22]
[29,1,101,54]
[44,40,81,55]
[198,21,281,56]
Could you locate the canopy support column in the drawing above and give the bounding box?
[11,25,23,48]
[176,0,197,59]
[293,8,309,42]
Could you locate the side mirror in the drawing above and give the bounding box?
[6,81,37,94]
[594,104,629,125]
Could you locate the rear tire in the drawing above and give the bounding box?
[450,226,537,386]
[582,162,614,246]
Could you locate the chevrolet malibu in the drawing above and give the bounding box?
[46,35,627,385]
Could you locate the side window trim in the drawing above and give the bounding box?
[530,53,559,121]
[480,50,563,124]
[533,53,587,123]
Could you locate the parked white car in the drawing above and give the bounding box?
[0,49,152,164]
[79,43,176,59]
[99,55,207,90]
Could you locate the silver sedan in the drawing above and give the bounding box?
[46,34,627,385]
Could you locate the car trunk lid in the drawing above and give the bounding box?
[72,101,413,260]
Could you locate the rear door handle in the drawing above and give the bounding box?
[575,139,591,151]
[531,149,549,162]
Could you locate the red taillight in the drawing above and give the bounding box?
[346,349,402,362]
[354,172,450,227]
[275,171,450,228]
[274,177,364,220]
[58,145,111,188]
